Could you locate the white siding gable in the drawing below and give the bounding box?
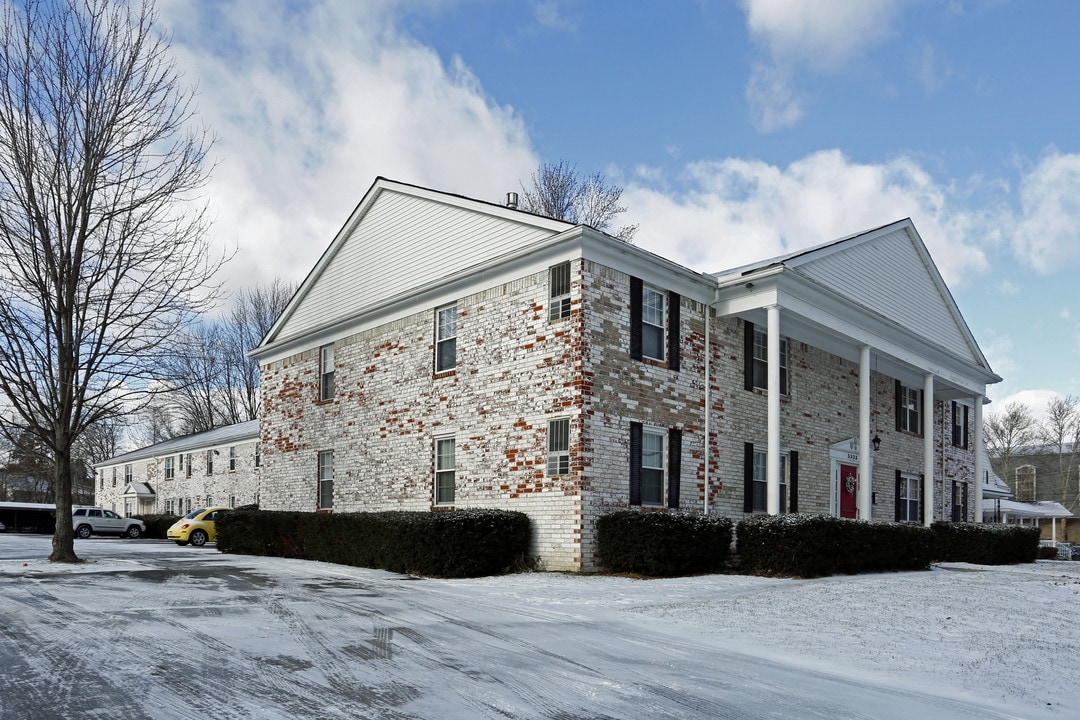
[793,226,984,366]
[276,188,563,341]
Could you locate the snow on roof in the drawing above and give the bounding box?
[988,499,1073,520]
[97,419,260,467]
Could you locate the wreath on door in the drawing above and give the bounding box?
[844,474,856,495]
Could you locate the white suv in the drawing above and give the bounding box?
[72,507,145,539]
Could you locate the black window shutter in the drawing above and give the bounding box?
[744,321,755,391]
[667,428,682,508]
[963,405,970,449]
[893,470,902,522]
[918,473,925,524]
[668,292,681,371]
[629,276,643,361]
[962,483,969,520]
[789,450,799,513]
[629,422,643,506]
[894,380,903,431]
[743,442,755,513]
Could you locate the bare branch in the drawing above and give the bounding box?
[519,161,637,242]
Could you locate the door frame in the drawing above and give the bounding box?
[830,438,872,517]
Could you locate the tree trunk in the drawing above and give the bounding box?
[49,440,79,563]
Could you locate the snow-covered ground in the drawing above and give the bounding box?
[1,535,1076,719]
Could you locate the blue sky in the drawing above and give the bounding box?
[159,0,1080,417]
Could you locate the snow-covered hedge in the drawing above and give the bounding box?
[596,511,734,577]
[215,508,531,578]
[931,521,1039,565]
[736,514,934,578]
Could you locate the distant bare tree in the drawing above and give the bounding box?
[220,278,295,423]
[1038,395,1080,511]
[0,0,221,562]
[520,161,638,242]
[166,323,228,434]
[984,401,1038,496]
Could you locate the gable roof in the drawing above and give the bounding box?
[96,420,260,468]
[254,177,577,359]
[713,219,999,392]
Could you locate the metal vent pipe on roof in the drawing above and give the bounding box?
[505,191,518,209]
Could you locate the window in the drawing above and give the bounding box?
[229,495,236,508]
[206,449,214,475]
[320,344,335,401]
[99,471,104,490]
[318,450,334,510]
[124,464,132,484]
[548,262,572,321]
[435,437,456,505]
[185,498,192,514]
[951,481,969,522]
[111,467,117,486]
[164,499,174,514]
[896,472,921,523]
[435,304,457,372]
[951,402,969,448]
[178,453,183,472]
[746,323,788,394]
[547,418,570,476]
[895,382,922,434]
[254,443,261,468]
[629,423,681,508]
[165,457,175,480]
[229,446,236,471]
[629,277,680,370]
[206,496,213,507]
[186,454,192,478]
[748,448,787,513]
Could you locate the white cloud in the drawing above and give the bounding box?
[912,41,954,94]
[158,0,538,303]
[1013,150,1080,273]
[741,0,902,131]
[624,150,992,286]
[988,389,1062,424]
[532,1,576,32]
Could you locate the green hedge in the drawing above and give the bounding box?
[133,513,180,540]
[596,511,734,577]
[736,514,934,578]
[931,522,1040,564]
[215,508,531,578]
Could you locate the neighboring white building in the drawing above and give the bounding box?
[248,177,1002,572]
[94,420,260,516]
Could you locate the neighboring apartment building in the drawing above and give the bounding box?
[94,420,261,516]
[250,178,1002,572]
[988,447,1078,541]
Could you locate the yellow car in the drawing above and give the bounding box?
[167,507,230,547]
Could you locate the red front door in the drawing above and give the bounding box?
[840,464,858,518]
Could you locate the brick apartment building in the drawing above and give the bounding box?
[247,177,1001,572]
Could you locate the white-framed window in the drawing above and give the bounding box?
[548,262,572,322]
[641,429,666,505]
[178,453,184,472]
[951,401,969,448]
[185,453,192,478]
[897,383,921,434]
[229,495,236,508]
[318,450,334,510]
[229,446,236,471]
[254,443,261,468]
[547,418,570,476]
[99,471,104,490]
[320,344,335,401]
[124,464,132,484]
[898,473,920,523]
[164,457,175,480]
[641,286,666,361]
[206,496,213,507]
[164,499,173,514]
[751,449,787,513]
[752,327,788,394]
[435,304,457,373]
[435,436,456,505]
[111,467,117,486]
[206,449,214,475]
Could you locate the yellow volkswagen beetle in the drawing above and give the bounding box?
[167,507,230,547]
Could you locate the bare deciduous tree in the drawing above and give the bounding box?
[0,0,221,561]
[520,161,638,242]
[1038,395,1080,511]
[984,401,1038,496]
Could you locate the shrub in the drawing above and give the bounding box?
[596,511,733,577]
[1038,545,1060,560]
[736,514,934,578]
[134,513,180,540]
[216,508,531,578]
[931,522,1040,564]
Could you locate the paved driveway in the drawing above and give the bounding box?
[0,536,1018,719]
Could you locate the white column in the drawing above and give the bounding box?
[858,346,872,521]
[923,373,935,527]
[767,305,781,515]
[973,397,983,523]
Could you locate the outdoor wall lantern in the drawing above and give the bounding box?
[872,435,882,452]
